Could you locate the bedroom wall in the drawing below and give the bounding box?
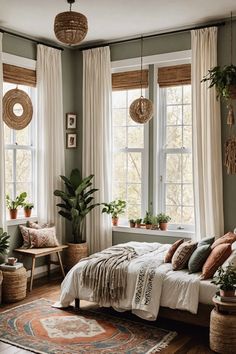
[2,34,78,268]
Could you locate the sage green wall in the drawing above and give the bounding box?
[2,34,78,266]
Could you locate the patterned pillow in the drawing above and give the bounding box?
[29,227,59,248]
[27,221,51,229]
[188,244,212,273]
[211,232,236,249]
[201,243,232,280]
[172,241,197,270]
[19,225,31,248]
[164,239,184,263]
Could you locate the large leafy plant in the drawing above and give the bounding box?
[201,64,236,100]
[0,228,10,255]
[54,169,99,244]
[212,265,236,291]
[6,192,27,210]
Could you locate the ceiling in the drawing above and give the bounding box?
[0,0,236,47]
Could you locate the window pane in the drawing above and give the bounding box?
[112,182,126,200]
[16,150,32,182]
[128,89,141,105]
[183,184,194,206]
[166,126,182,148]
[113,108,127,126]
[183,105,192,125]
[113,127,126,149]
[167,105,182,125]
[182,207,194,224]
[183,85,191,104]
[113,152,126,182]
[182,154,192,183]
[166,86,182,104]
[128,152,141,183]
[128,126,144,148]
[183,126,192,149]
[5,183,14,199]
[127,204,141,220]
[127,184,141,204]
[112,91,126,108]
[4,125,11,144]
[166,184,181,205]
[5,150,13,182]
[16,183,32,200]
[166,154,181,183]
[165,205,181,224]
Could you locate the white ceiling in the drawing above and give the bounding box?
[0,0,236,47]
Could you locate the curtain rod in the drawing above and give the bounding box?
[0,28,64,51]
[79,21,226,51]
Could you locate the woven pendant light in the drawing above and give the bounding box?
[54,0,88,46]
[129,36,153,124]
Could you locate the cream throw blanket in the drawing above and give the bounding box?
[80,245,137,303]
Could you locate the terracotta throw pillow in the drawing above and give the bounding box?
[172,241,197,270]
[164,239,184,263]
[29,227,59,248]
[211,231,236,249]
[201,243,232,280]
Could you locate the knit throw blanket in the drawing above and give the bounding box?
[80,246,137,304]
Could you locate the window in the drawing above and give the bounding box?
[158,85,194,228]
[4,82,37,218]
[112,88,148,221]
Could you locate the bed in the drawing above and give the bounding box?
[55,241,217,325]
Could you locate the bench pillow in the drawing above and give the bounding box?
[19,225,31,248]
[211,231,236,249]
[29,226,59,248]
[172,240,197,270]
[164,239,184,263]
[27,221,51,229]
[188,244,211,273]
[201,243,232,280]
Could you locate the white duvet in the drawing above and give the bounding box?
[55,241,213,321]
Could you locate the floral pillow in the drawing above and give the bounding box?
[27,221,51,229]
[19,225,31,248]
[19,225,59,248]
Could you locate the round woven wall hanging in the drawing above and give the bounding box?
[129,96,153,124]
[3,88,33,130]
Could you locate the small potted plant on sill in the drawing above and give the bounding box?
[23,202,34,218]
[6,192,27,219]
[211,265,236,297]
[135,218,142,228]
[143,211,152,229]
[157,213,171,231]
[102,199,126,226]
[129,219,136,228]
[151,215,159,230]
[0,228,10,264]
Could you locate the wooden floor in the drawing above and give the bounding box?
[0,274,215,354]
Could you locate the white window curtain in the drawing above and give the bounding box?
[191,27,224,240]
[0,33,6,231]
[37,44,65,243]
[83,46,112,254]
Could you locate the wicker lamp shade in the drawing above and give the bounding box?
[129,96,153,124]
[3,88,33,130]
[54,0,88,46]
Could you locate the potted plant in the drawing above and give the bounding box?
[6,192,27,219]
[129,219,136,228]
[212,265,236,297]
[23,202,34,218]
[54,168,99,268]
[0,228,10,264]
[151,215,159,230]
[135,218,142,228]
[102,199,126,226]
[143,211,152,229]
[157,213,171,231]
[201,65,236,101]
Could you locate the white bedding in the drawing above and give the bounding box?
[55,241,216,321]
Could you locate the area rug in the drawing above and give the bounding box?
[0,299,177,353]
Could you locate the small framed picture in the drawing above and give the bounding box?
[66,113,77,129]
[66,133,77,149]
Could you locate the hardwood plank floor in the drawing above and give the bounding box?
[0,274,215,353]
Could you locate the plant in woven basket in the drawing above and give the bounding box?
[6,192,27,219]
[54,169,99,244]
[212,265,236,297]
[0,228,10,257]
[102,199,126,226]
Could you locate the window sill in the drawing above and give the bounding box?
[112,225,194,239]
[7,216,38,227]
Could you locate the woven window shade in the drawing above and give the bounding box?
[3,64,36,87]
[158,64,191,87]
[112,70,149,91]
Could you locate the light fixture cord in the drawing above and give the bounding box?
[140,35,143,97]
[70,3,72,11]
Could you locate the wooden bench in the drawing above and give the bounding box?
[14,245,68,291]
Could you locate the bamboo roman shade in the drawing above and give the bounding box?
[158,64,191,87]
[3,64,36,87]
[112,70,149,90]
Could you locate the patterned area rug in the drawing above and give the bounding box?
[0,299,177,353]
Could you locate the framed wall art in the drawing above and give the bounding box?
[66,112,77,129]
[66,133,77,149]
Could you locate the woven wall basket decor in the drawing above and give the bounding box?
[3,88,33,130]
[129,96,153,124]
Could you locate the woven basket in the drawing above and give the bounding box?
[210,309,236,353]
[64,242,88,269]
[2,267,27,303]
[129,96,153,124]
[54,11,88,45]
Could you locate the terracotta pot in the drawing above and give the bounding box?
[159,222,168,231]
[145,224,152,229]
[129,222,135,228]
[24,208,32,218]
[64,242,88,269]
[136,223,141,228]
[112,217,118,226]
[9,209,17,219]
[220,288,235,297]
